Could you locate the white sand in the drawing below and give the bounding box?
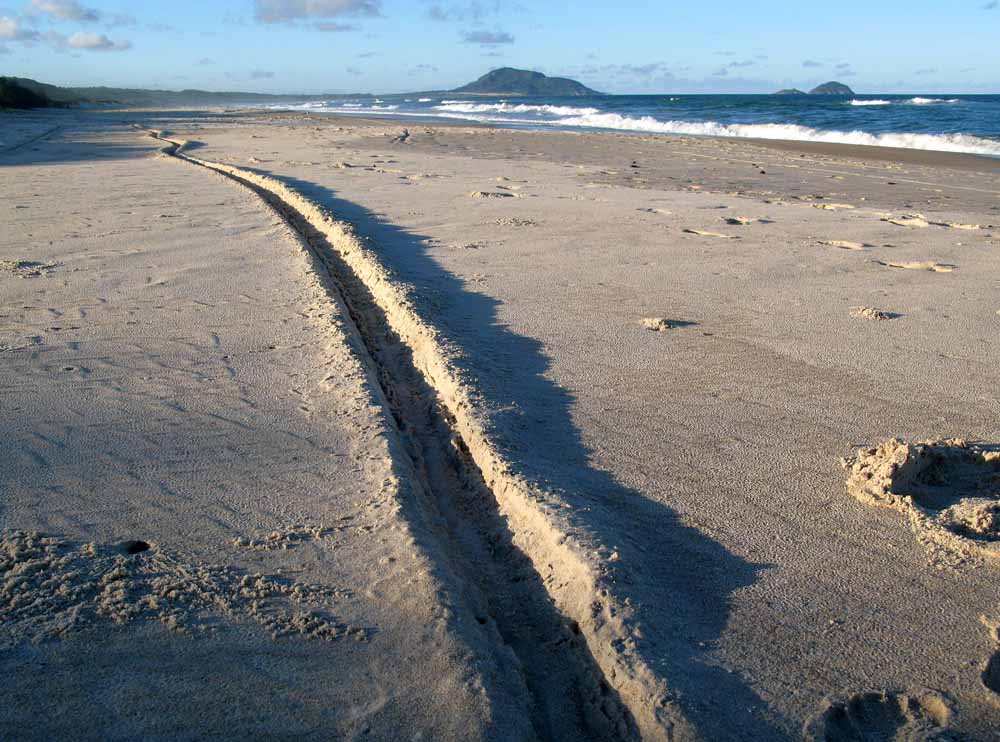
[3,108,1000,740]
[0,120,533,740]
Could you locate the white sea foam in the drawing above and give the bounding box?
[418,97,433,102]
[849,99,892,106]
[434,101,600,116]
[908,97,960,104]
[551,112,1000,155]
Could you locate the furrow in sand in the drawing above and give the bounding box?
[140,126,693,741]
[0,125,62,155]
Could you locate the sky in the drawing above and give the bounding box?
[1,0,999,94]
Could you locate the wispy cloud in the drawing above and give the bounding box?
[108,13,137,27]
[914,67,937,75]
[714,59,755,76]
[461,29,513,44]
[982,1,997,9]
[29,0,99,22]
[196,57,214,66]
[251,69,275,79]
[408,62,438,75]
[315,21,358,31]
[425,1,515,22]
[39,29,131,51]
[0,15,40,41]
[254,0,381,23]
[65,31,131,50]
[802,59,822,68]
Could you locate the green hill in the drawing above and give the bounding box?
[2,77,364,107]
[452,68,599,96]
[0,77,61,109]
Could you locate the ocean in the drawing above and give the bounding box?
[266,93,1000,157]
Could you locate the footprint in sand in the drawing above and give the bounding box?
[932,221,981,230]
[875,260,955,273]
[820,240,872,251]
[683,229,738,239]
[804,689,954,741]
[981,614,1000,701]
[0,260,58,278]
[984,645,1000,699]
[468,190,515,199]
[882,213,930,228]
[641,317,697,331]
[842,438,1000,566]
[494,217,537,227]
[851,306,897,321]
[721,216,755,226]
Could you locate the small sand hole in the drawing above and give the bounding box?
[120,540,151,555]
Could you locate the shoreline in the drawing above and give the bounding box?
[233,108,1000,172]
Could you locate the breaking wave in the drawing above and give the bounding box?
[434,101,601,116]
[548,112,1000,155]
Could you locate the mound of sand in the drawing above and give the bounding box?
[851,306,894,321]
[641,317,696,331]
[842,439,1000,566]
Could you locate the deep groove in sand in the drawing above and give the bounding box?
[141,127,643,741]
[140,125,697,740]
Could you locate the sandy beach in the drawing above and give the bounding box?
[3,107,1000,740]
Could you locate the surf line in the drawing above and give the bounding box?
[138,124,695,741]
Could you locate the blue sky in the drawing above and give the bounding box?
[1,0,998,94]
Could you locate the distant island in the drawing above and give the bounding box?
[809,81,854,95]
[451,68,599,97]
[774,81,855,96]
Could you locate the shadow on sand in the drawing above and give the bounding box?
[7,117,788,737]
[251,167,787,739]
